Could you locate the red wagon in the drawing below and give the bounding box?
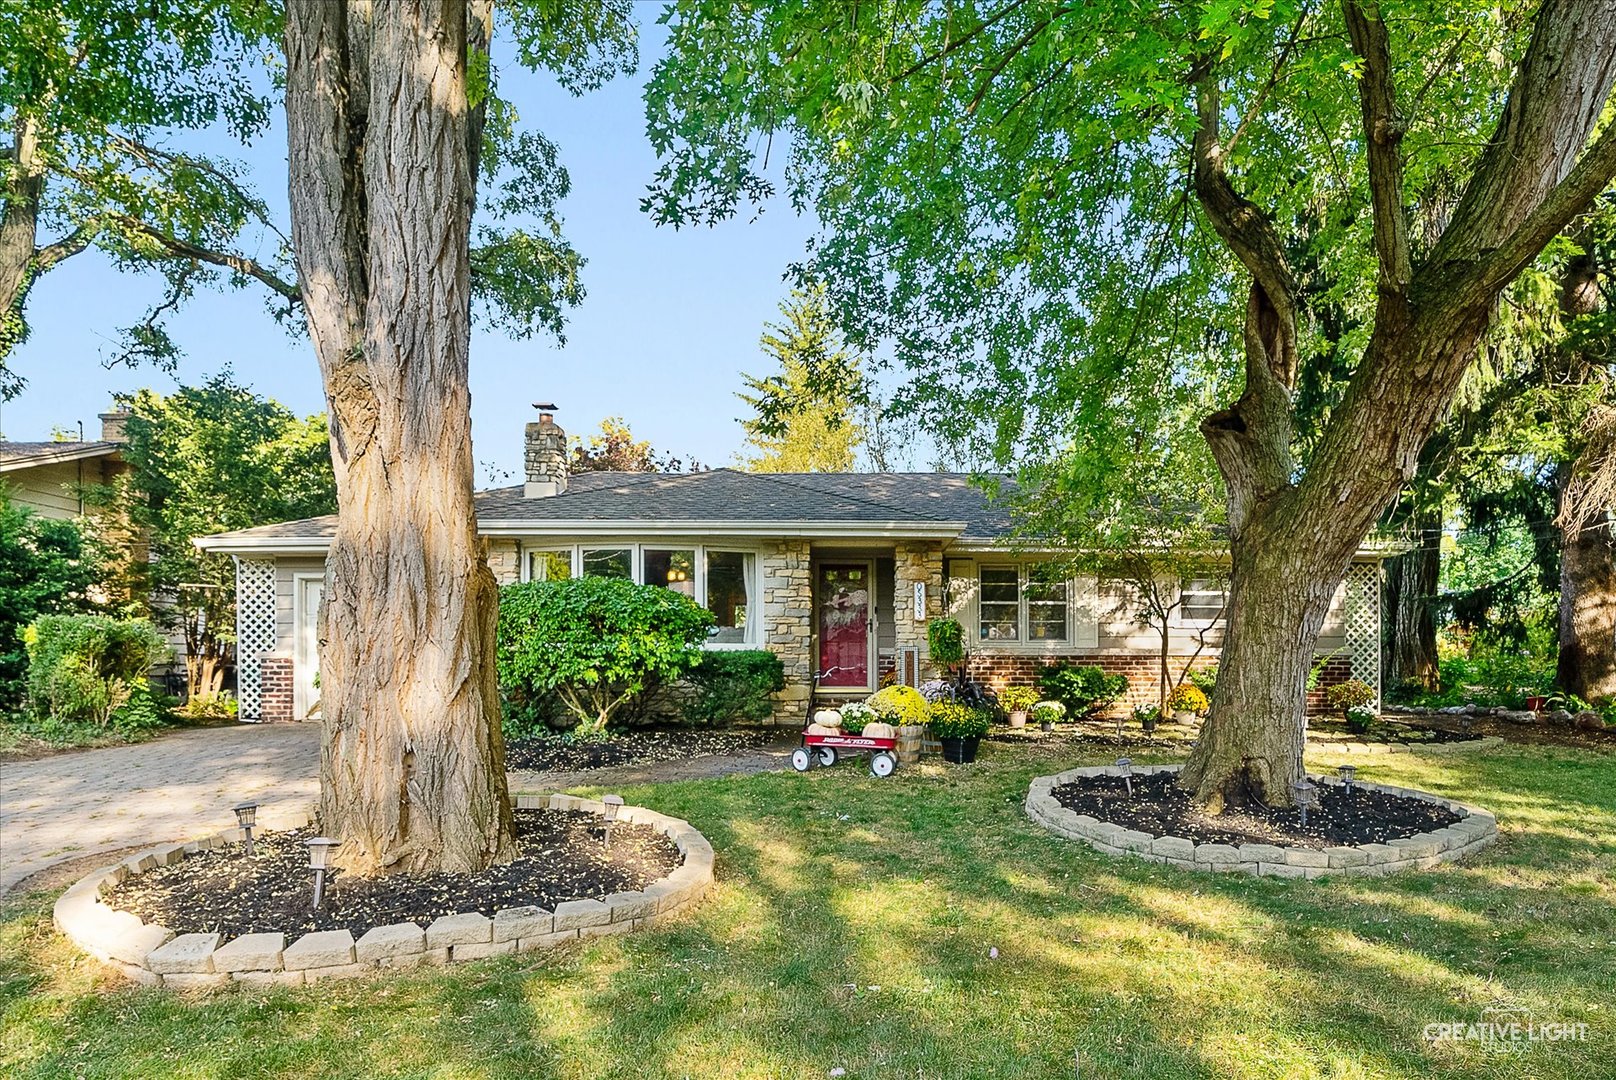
[793,731,900,778]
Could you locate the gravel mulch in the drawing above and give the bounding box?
[504,728,778,772]
[103,809,681,942]
[1052,772,1461,849]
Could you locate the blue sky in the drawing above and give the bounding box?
[2,17,822,479]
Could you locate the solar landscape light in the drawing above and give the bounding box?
[602,794,624,847]
[1116,757,1134,798]
[232,801,260,856]
[1337,764,1357,793]
[305,837,338,909]
[1292,779,1319,828]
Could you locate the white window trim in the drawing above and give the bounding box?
[977,563,1073,647]
[517,540,762,648]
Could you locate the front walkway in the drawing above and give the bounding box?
[0,723,320,895]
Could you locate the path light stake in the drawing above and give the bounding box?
[1116,758,1133,798]
[305,837,337,910]
[1337,764,1357,794]
[232,801,260,857]
[1292,779,1319,829]
[602,794,624,848]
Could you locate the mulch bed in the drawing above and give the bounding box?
[1051,772,1461,849]
[1310,721,1483,746]
[103,809,681,942]
[504,728,778,772]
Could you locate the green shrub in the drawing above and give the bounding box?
[1035,663,1128,717]
[682,649,786,726]
[111,682,175,735]
[928,701,991,739]
[1188,664,1217,696]
[927,618,965,666]
[497,577,714,736]
[0,495,103,710]
[23,614,168,728]
[175,691,239,720]
[999,686,1039,713]
[1324,679,1375,715]
[1167,683,1209,715]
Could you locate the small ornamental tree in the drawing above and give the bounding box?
[497,577,714,736]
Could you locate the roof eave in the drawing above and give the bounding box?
[0,443,122,471]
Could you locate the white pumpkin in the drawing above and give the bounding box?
[862,721,897,740]
[805,722,840,736]
[812,709,844,727]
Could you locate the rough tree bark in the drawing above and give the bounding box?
[284,0,514,874]
[1181,0,1616,809]
[1383,508,1440,692]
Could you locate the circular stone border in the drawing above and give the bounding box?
[1024,764,1498,879]
[1305,732,1505,757]
[52,793,714,989]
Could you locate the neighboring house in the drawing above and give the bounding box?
[197,408,1391,725]
[0,411,130,518]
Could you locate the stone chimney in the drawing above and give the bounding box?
[98,408,131,444]
[524,403,568,498]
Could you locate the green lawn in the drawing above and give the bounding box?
[2,738,1612,1079]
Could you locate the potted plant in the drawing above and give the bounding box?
[929,701,991,763]
[927,618,966,672]
[1031,699,1065,732]
[1324,678,1376,730]
[1166,683,1208,724]
[1131,703,1161,734]
[1000,686,1038,728]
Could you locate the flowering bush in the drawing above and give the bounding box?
[1000,686,1039,713]
[928,701,991,739]
[839,700,877,733]
[1166,683,1209,715]
[866,684,929,726]
[1030,700,1065,725]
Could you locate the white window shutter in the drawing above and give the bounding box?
[1071,576,1100,648]
[944,558,977,644]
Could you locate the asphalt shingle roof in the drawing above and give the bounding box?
[0,440,122,467]
[198,469,1016,546]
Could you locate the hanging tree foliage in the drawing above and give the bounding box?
[644,0,1616,808]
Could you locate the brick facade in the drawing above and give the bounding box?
[260,654,295,723]
[965,651,1357,715]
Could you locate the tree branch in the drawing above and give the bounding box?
[1343,0,1412,293]
[33,221,98,271]
[966,8,1072,115]
[889,0,1029,84]
[113,214,300,300]
[1225,6,1309,157]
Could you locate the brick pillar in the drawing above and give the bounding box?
[761,539,813,726]
[260,653,295,723]
[893,541,946,681]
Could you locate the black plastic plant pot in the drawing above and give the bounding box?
[940,736,980,763]
[1040,721,1054,732]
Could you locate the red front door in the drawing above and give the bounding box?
[817,563,872,690]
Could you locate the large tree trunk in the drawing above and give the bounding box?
[1,114,44,355]
[1181,0,1616,808]
[1384,509,1441,691]
[1558,514,1616,701]
[284,0,514,874]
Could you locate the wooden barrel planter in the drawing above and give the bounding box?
[896,724,925,764]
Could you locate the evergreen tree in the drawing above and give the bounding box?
[738,286,866,473]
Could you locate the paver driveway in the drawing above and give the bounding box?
[0,723,320,895]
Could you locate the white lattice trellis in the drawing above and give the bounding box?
[1343,561,1382,707]
[234,557,278,721]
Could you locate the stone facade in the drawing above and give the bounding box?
[761,538,813,725]
[486,539,521,585]
[259,654,295,723]
[892,541,946,681]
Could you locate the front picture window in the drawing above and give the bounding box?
[643,549,696,598]
[979,567,1020,641]
[705,550,753,644]
[582,548,632,579]
[526,549,572,582]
